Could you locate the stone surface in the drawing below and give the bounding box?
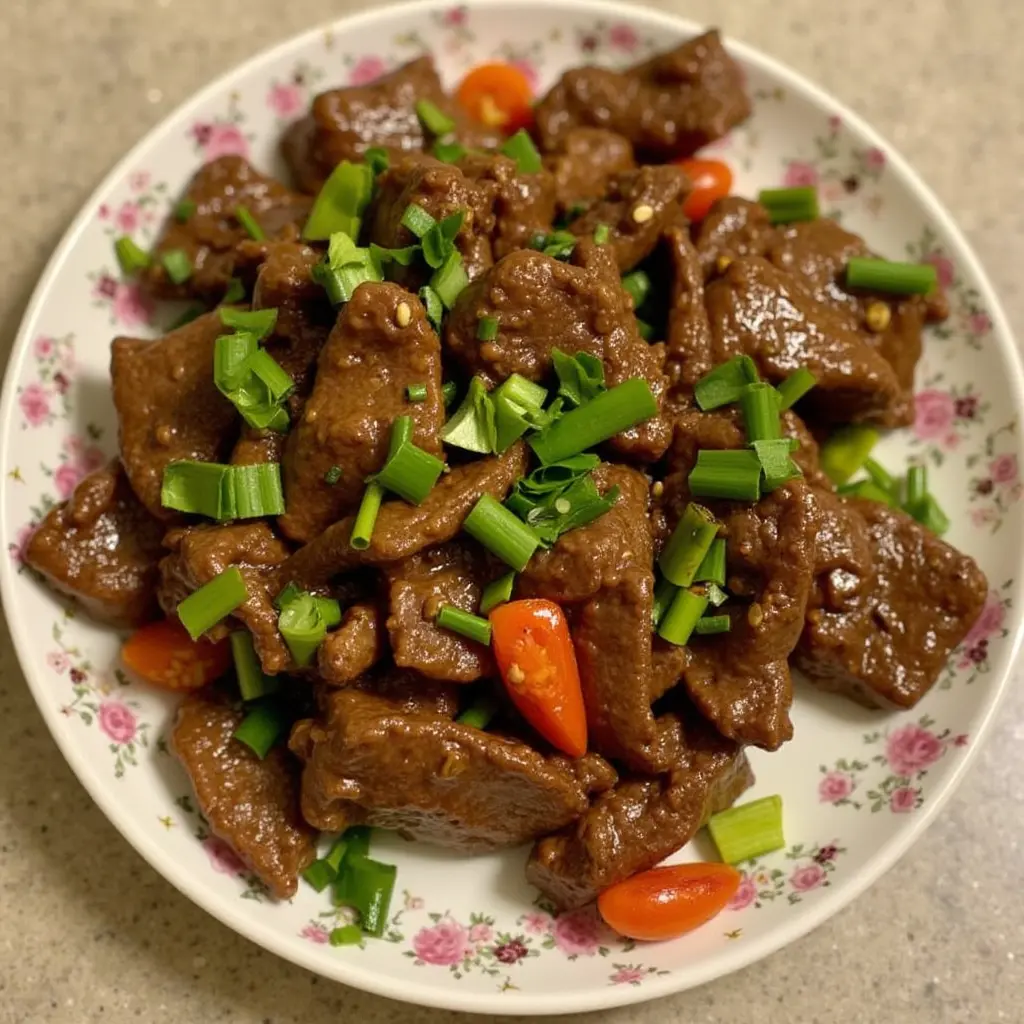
[0,1,1022,1021]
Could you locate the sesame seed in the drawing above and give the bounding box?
[632,204,654,224]
[396,301,412,327]
[651,481,665,498]
[865,301,891,333]
[716,254,734,274]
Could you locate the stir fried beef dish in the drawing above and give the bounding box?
[24,29,988,940]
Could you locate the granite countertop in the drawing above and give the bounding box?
[1,1,1022,1021]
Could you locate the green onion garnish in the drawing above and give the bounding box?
[223,277,245,304]
[303,161,374,242]
[233,700,287,759]
[658,502,719,588]
[406,383,428,403]
[333,856,397,937]
[278,588,340,667]
[161,460,232,519]
[688,449,763,501]
[758,186,819,224]
[433,139,467,163]
[694,355,759,411]
[776,368,817,410]
[401,203,436,239]
[370,242,421,268]
[230,631,279,701]
[477,316,499,341]
[177,566,248,640]
[537,230,577,261]
[169,305,205,331]
[863,458,896,495]
[441,380,457,407]
[364,146,390,177]
[302,859,336,894]
[219,306,278,340]
[752,439,801,492]
[479,571,516,614]
[174,199,197,223]
[846,257,937,296]
[905,463,927,507]
[431,249,469,309]
[492,374,552,452]
[705,581,729,607]
[456,691,500,730]
[499,128,542,174]
[838,478,894,505]
[161,249,193,285]
[707,795,785,864]
[372,415,445,504]
[463,494,540,571]
[324,465,343,485]
[329,925,364,946]
[820,425,879,485]
[906,492,950,535]
[694,614,731,635]
[695,537,727,587]
[436,604,493,645]
[115,236,151,276]
[652,576,677,630]
[234,205,264,241]
[657,587,709,647]
[213,335,293,432]
[419,285,443,330]
[593,223,611,245]
[635,318,654,340]
[415,99,456,136]
[231,463,287,518]
[350,482,384,550]
[441,377,497,454]
[621,270,652,310]
[421,211,464,269]
[552,348,606,408]
[740,382,781,442]
[529,378,657,465]
[313,231,384,306]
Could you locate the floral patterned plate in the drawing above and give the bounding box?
[1,0,1022,1014]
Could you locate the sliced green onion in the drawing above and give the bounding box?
[539,230,576,261]
[846,257,937,296]
[905,464,927,507]
[400,203,436,239]
[752,439,802,492]
[323,466,342,487]
[115,236,151,276]
[234,204,265,241]
[694,537,727,587]
[499,128,542,174]
[593,223,611,245]
[838,478,894,505]
[213,332,257,388]
[441,380,457,407]
[431,249,469,309]
[174,199,197,222]
[415,98,456,136]
[495,373,547,413]
[652,576,677,629]
[657,588,709,647]
[906,492,950,535]
[864,457,896,495]
[693,614,731,635]
[304,161,374,241]
[776,368,817,410]
[441,377,497,454]
[635,318,654,341]
[621,270,652,310]
[233,700,287,759]
[491,374,551,452]
[521,476,619,547]
[231,631,279,701]
[707,795,785,864]
[177,566,248,640]
[407,384,428,403]
[740,382,781,443]
[161,460,232,519]
[456,691,500,730]
[219,306,278,340]
[372,415,445,504]
[658,502,719,588]
[278,588,340,667]
[529,378,657,465]
[436,604,492,645]
[433,139,467,163]
[333,856,397,937]
[329,925,364,946]
[161,249,193,285]
[820,425,878,485]
[370,242,421,268]
[351,482,384,550]
[231,463,286,518]
[463,494,540,571]
[419,286,444,330]
[551,348,606,408]
[688,449,762,501]
[694,356,759,411]
[759,186,819,224]
[169,304,205,330]
[421,212,464,269]
[302,859,336,893]
[223,277,246,304]
[479,571,516,614]
[364,146,390,176]
[477,316,499,341]
[705,581,729,607]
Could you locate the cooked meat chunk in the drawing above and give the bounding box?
[111,312,237,520]
[569,165,689,272]
[543,128,636,214]
[282,56,500,194]
[385,542,496,682]
[278,283,445,543]
[343,665,461,718]
[317,602,386,685]
[291,689,612,848]
[535,30,750,159]
[693,196,776,277]
[24,461,164,628]
[230,428,287,468]
[172,696,315,899]
[141,156,310,301]
[796,497,987,709]
[663,221,714,393]
[446,239,671,460]
[280,442,529,589]
[527,713,754,909]
[158,522,291,673]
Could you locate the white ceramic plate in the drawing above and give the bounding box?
[2,0,1022,1013]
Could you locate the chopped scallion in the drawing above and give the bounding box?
[324,465,343,485]
[593,223,611,245]
[219,306,278,340]
[740,382,781,442]
[657,587,709,647]
[864,457,896,496]
[456,691,500,730]
[693,614,731,635]
[621,270,652,310]
[433,139,467,163]
[658,502,719,588]
[838,478,894,505]
[752,439,802,492]
[551,348,605,408]
[776,367,817,410]
[161,249,193,285]
[707,795,785,864]
[174,199,197,222]
[231,463,286,518]
[441,377,497,454]
[223,277,245,304]
[115,236,151,276]
[161,460,233,519]
[415,98,456,136]
[652,576,677,629]
[303,161,374,241]
[906,492,950,535]
[233,700,287,760]
[759,186,819,224]
[479,571,516,615]
[329,925,364,946]
[846,257,937,296]
[364,146,390,176]
[687,449,763,502]
[441,380,457,407]
[477,315,499,341]
[372,415,445,504]
[905,463,927,507]
[277,587,340,667]
[694,537,727,587]
[694,356,759,411]
[820,425,879,485]
[463,494,540,571]
[230,631,279,701]
[400,203,437,239]
[333,856,397,937]
[406,383,428,403]
[177,566,248,640]
[350,482,384,550]
[234,204,265,241]
[499,128,542,174]
[431,249,469,308]
[436,604,493,645]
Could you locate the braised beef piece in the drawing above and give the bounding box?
[318,603,386,685]
[280,442,529,589]
[656,408,819,749]
[231,428,287,468]
[527,713,753,909]
[111,312,237,520]
[662,220,714,394]
[796,497,987,709]
[172,696,315,899]
[535,30,750,160]
[24,461,164,628]
[543,128,636,215]
[445,239,671,461]
[385,541,496,683]
[282,56,501,194]
[693,196,776,278]
[291,689,615,848]
[141,156,310,301]
[278,282,445,543]
[158,522,292,673]
[312,664,461,718]
[568,165,689,273]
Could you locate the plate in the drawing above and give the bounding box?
[2,0,1022,1013]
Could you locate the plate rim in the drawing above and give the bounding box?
[2,0,1022,1013]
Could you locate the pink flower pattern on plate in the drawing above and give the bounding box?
[885,724,945,777]
[727,874,758,911]
[267,81,304,118]
[203,836,246,877]
[913,389,956,440]
[610,966,647,985]
[608,23,638,51]
[98,701,137,744]
[989,453,1017,484]
[818,771,855,804]
[550,907,604,956]
[112,281,154,328]
[47,651,70,674]
[194,122,249,160]
[411,919,474,966]
[349,56,387,86]
[923,252,955,289]
[782,160,819,187]
[300,923,330,944]
[18,383,51,426]
[789,863,826,892]
[889,786,919,813]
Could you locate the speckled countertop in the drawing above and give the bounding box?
[1,1,1022,1021]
